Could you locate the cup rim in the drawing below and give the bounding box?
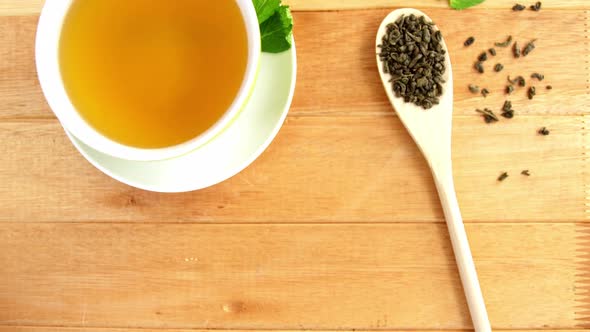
[35,0,261,161]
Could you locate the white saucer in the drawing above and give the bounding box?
[65,43,297,193]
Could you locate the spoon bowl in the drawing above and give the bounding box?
[376,8,454,164]
[376,8,491,332]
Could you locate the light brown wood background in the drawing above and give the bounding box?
[0,0,588,331]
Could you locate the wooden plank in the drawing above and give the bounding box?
[0,330,587,332]
[0,116,584,223]
[286,0,590,10]
[292,9,589,116]
[0,1,43,16]
[1,330,588,332]
[0,16,46,120]
[1,0,588,15]
[575,224,590,328]
[1,10,588,120]
[0,223,579,329]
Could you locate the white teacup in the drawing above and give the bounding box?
[36,0,261,161]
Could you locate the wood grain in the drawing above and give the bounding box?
[292,9,590,116]
[0,330,587,332]
[0,223,578,329]
[1,10,589,120]
[285,0,590,10]
[1,0,588,15]
[0,16,43,120]
[0,117,584,223]
[0,1,43,16]
[575,224,590,327]
[1,330,587,332]
[0,1,587,330]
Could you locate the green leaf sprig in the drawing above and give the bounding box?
[450,0,486,10]
[253,0,293,53]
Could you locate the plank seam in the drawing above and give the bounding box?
[0,114,588,123]
[0,220,586,225]
[0,325,585,331]
[4,6,590,15]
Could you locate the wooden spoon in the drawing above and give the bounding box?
[376,8,491,332]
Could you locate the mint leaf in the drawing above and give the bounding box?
[450,0,486,9]
[252,0,294,53]
[253,0,281,24]
[260,5,293,53]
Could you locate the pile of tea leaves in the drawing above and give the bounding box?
[377,14,447,110]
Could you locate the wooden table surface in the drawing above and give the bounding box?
[1,0,589,331]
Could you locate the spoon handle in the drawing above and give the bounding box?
[434,172,491,332]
